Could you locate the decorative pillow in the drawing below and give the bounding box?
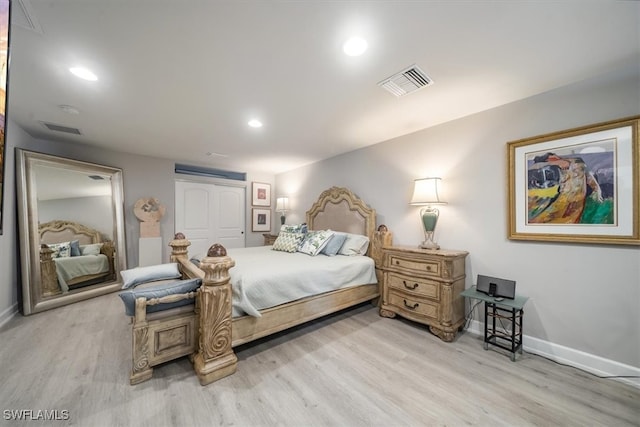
[47,241,71,259]
[80,243,103,256]
[298,230,335,256]
[320,232,348,256]
[69,240,81,257]
[280,223,308,234]
[120,263,182,289]
[337,233,370,256]
[272,231,305,253]
[118,278,202,316]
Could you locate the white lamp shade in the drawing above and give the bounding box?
[409,177,447,205]
[276,197,289,212]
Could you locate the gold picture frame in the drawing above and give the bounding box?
[507,116,639,245]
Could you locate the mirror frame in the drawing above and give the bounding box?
[16,149,127,315]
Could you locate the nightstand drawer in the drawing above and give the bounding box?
[388,254,441,277]
[388,291,439,320]
[386,272,439,300]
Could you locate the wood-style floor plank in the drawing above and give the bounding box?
[1,293,638,426]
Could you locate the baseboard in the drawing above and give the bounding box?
[0,302,18,329]
[464,319,640,389]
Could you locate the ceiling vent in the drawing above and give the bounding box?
[40,121,82,135]
[378,64,433,97]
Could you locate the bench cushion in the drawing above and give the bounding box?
[118,278,201,316]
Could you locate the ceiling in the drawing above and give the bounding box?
[8,1,640,175]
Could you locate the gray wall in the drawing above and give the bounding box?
[38,195,113,239]
[0,122,273,321]
[276,65,640,368]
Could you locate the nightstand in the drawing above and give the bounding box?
[262,233,278,246]
[379,246,468,342]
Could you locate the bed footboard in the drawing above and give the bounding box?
[130,293,199,385]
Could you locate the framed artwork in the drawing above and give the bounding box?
[0,0,10,234]
[252,182,271,206]
[252,208,271,232]
[507,116,639,245]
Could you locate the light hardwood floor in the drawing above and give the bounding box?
[1,293,638,427]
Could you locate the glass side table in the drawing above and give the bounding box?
[461,286,529,361]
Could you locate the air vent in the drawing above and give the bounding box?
[40,122,82,135]
[378,64,434,97]
[175,164,246,181]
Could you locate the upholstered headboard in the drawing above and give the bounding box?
[306,187,376,241]
[39,220,104,246]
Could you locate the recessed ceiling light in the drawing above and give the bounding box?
[58,104,80,114]
[248,119,263,128]
[343,37,368,56]
[69,67,98,81]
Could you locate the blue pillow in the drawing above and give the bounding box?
[118,278,201,316]
[120,263,182,289]
[70,240,81,257]
[321,232,348,256]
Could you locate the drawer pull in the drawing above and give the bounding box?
[403,280,418,290]
[426,265,432,271]
[403,299,419,310]
[395,260,400,265]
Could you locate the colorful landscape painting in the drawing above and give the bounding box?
[526,138,616,225]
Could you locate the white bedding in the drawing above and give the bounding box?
[54,254,110,292]
[194,246,377,318]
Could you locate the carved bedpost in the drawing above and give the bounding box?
[371,225,393,305]
[101,241,116,280]
[169,232,191,264]
[193,243,238,386]
[370,224,393,268]
[130,298,152,385]
[40,244,61,297]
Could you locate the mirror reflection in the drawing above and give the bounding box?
[17,150,127,315]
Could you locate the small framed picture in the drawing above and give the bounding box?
[252,208,271,232]
[252,182,271,206]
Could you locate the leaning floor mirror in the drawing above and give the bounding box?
[16,149,127,315]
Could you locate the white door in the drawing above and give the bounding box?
[175,180,245,257]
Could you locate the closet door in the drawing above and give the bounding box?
[175,181,245,257]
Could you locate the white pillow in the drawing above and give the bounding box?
[298,230,335,256]
[80,243,103,256]
[337,233,370,256]
[120,263,182,289]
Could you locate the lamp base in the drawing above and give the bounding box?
[419,241,440,250]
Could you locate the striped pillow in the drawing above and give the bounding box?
[272,231,305,253]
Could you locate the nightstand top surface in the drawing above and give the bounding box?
[384,245,468,258]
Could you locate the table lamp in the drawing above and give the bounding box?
[409,177,447,249]
[276,197,289,225]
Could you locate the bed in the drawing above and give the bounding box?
[124,186,393,385]
[39,220,116,295]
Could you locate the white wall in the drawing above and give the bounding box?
[276,65,640,368]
